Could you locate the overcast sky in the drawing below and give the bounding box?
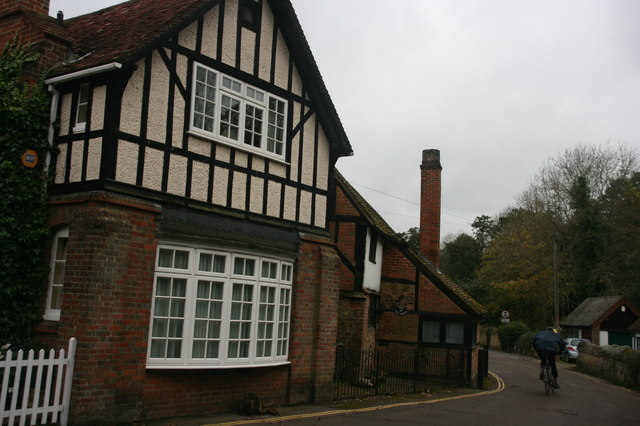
[50,0,640,238]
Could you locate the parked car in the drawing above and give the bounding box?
[561,338,590,362]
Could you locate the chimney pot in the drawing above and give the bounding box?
[57,11,64,25]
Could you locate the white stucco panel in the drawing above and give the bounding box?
[201,7,219,59]
[231,171,247,210]
[68,140,84,183]
[258,1,274,82]
[314,194,327,228]
[212,167,229,206]
[167,154,187,196]
[179,20,197,51]
[120,59,144,136]
[269,162,286,178]
[273,29,289,90]
[116,140,139,185]
[189,136,212,157]
[266,180,281,218]
[252,156,265,173]
[58,94,71,136]
[191,161,210,202]
[290,63,303,98]
[86,138,102,181]
[249,176,264,214]
[283,185,297,221]
[300,114,316,186]
[240,27,256,74]
[172,85,186,148]
[216,145,231,163]
[363,230,383,293]
[90,85,106,131]
[147,50,170,143]
[221,0,238,66]
[315,125,330,191]
[143,147,164,191]
[298,190,312,225]
[54,143,67,184]
[234,151,248,168]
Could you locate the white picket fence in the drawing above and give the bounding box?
[1,338,76,426]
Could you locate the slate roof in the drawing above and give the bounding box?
[561,296,625,327]
[50,0,352,157]
[335,170,486,317]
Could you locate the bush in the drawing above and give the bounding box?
[515,331,535,356]
[497,321,529,352]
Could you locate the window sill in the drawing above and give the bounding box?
[188,129,289,166]
[146,360,291,370]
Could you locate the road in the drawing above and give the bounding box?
[275,351,640,425]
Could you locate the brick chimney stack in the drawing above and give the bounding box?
[0,0,50,15]
[419,149,442,268]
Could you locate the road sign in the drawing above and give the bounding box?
[501,310,509,319]
[21,149,38,168]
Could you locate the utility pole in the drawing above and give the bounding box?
[554,236,559,331]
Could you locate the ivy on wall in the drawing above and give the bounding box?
[0,39,52,345]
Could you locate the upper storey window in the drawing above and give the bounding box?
[73,83,89,132]
[191,63,287,161]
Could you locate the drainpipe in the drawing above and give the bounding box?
[45,84,59,172]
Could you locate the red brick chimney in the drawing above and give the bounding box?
[0,0,71,80]
[419,149,442,268]
[0,0,50,15]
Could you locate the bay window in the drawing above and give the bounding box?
[147,245,293,368]
[190,63,287,160]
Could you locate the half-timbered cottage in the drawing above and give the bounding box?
[2,0,352,422]
[332,150,486,387]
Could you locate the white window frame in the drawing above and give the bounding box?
[43,227,69,321]
[147,244,293,369]
[189,63,288,162]
[73,83,89,132]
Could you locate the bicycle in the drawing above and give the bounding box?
[540,356,556,396]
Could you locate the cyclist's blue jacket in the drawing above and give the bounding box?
[532,330,566,354]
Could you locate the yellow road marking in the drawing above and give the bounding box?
[209,372,505,425]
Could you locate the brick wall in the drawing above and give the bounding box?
[418,278,465,315]
[378,312,418,343]
[39,192,344,422]
[44,192,160,423]
[0,0,50,15]
[381,244,416,282]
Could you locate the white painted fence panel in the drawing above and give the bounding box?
[1,338,76,426]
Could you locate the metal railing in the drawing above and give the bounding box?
[334,346,469,400]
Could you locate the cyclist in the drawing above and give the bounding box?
[532,327,566,388]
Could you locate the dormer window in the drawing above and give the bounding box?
[190,63,287,160]
[74,83,89,132]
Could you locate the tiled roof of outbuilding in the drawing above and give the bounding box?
[335,170,486,317]
[561,296,625,327]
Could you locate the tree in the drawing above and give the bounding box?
[440,232,487,302]
[597,172,640,308]
[518,144,639,223]
[477,208,556,330]
[397,226,419,250]
[0,39,52,345]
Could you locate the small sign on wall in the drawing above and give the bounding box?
[21,149,38,168]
